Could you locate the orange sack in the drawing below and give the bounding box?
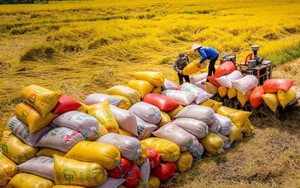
[263,79,294,93]
[215,61,235,78]
[250,86,265,109]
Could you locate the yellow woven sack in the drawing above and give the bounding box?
[152,86,162,94]
[113,95,131,110]
[0,153,18,187]
[167,105,184,119]
[212,101,222,112]
[148,175,160,188]
[218,86,228,98]
[229,124,245,143]
[119,128,133,137]
[217,106,251,127]
[205,82,218,95]
[1,131,37,164]
[53,186,86,188]
[237,90,251,107]
[277,87,296,107]
[182,61,207,75]
[36,148,66,157]
[65,141,121,170]
[243,124,255,137]
[76,102,89,114]
[20,84,63,117]
[141,137,180,162]
[54,155,107,187]
[200,99,215,108]
[200,132,224,155]
[128,80,154,98]
[6,173,54,188]
[132,71,165,87]
[176,152,193,172]
[88,100,119,133]
[98,123,109,137]
[241,119,251,130]
[158,111,171,127]
[15,103,57,133]
[106,85,141,104]
[136,144,148,166]
[262,93,279,112]
[228,87,237,99]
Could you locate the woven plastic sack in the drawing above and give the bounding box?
[216,133,231,149]
[229,124,244,143]
[148,175,160,188]
[52,111,99,140]
[200,99,216,108]
[139,159,150,188]
[215,61,235,78]
[65,141,121,170]
[106,85,141,104]
[53,186,85,188]
[146,146,160,168]
[15,102,57,133]
[0,153,18,187]
[93,177,125,188]
[200,132,224,155]
[85,93,122,106]
[135,116,157,140]
[143,93,180,112]
[215,70,243,88]
[37,127,84,152]
[180,83,213,104]
[20,84,63,117]
[237,90,251,107]
[37,148,66,157]
[132,71,165,87]
[109,105,138,136]
[112,95,131,110]
[250,86,265,109]
[152,86,162,94]
[108,158,131,179]
[228,87,237,99]
[194,80,206,91]
[123,164,142,187]
[278,87,296,107]
[1,131,37,164]
[162,79,180,90]
[217,106,251,127]
[262,93,279,112]
[215,114,232,136]
[152,162,177,181]
[6,173,54,188]
[263,79,294,93]
[207,76,221,87]
[88,100,119,133]
[141,138,180,162]
[175,105,215,125]
[136,144,148,166]
[53,95,82,115]
[208,117,220,133]
[54,155,107,187]
[118,128,134,137]
[190,72,208,84]
[173,118,208,139]
[129,101,162,124]
[218,86,228,98]
[7,116,51,147]
[152,123,194,152]
[176,152,193,172]
[182,61,207,75]
[98,133,142,161]
[158,111,171,127]
[189,135,204,160]
[205,81,218,95]
[128,80,154,97]
[243,124,256,138]
[76,102,89,113]
[232,75,258,95]
[162,90,197,106]
[167,105,184,119]
[18,156,54,180]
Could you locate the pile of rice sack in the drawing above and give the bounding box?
[1,71,256,188]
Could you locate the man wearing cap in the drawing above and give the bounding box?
[173,52,190,85]
[191,43,219,78]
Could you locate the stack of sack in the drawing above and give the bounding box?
[1,70,256,188]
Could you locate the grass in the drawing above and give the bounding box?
[0,0,300,187]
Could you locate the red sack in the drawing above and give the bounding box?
[146,146,160,168]
[123,164,142,187]
[109,158,132,179]
[52,95,82,114]
[152,162,177,181]
[207,76,221,87]
[263,79,294,93]
[143,93,180,112]
[250,86,265,109]
[215,61,235,78]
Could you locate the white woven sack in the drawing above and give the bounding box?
[180,83,213,104]
[140,159,150,187]
[194,80,207,91]
[85,93,122,106]
[215,114,232,136]
[162,79,179,90]
[231,75,258,95]
[93,177,125,188]
[52,111,99,140]
[216,133,231,149]
[7,116,52,147]
[152,123,194,152]
[97,133,142,161]
[18,156,54,180]
[172,118,208,139]
[188,135,204,160]
[161,90,197,106]
[190,73,208,84]
[175,105,215,124]
[215,70,243,88]
[129,101,162,124]
[37,127,84,152]
[209,118,220,133]
[135,116,157,140]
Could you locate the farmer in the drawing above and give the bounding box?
[173,52,190,85]
[191,43,219,78]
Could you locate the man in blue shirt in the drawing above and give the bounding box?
[191,43,219,78]
[173,52,190,85]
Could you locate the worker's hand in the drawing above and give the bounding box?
[196,63,201,68]
[179,70,183,74]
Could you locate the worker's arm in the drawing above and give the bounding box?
[173,60,181,73]
[199,49,207,64]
